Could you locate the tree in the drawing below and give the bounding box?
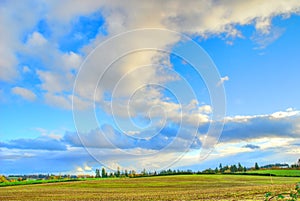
[116,167,121,177]
[238,163,243,172]
[129,170,136,178]
[101,167,107,178]
[0,175,8,183]
[255,162,260,170]
[214,167,219,173]
[142,168,147,176]
[230,165,237,173]
[95,169,101,178]
[219,163,224,173]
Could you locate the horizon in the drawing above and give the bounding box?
[1,1,300,175]
[2,160,297,177]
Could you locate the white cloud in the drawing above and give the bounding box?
[35,127,63,140]
[217,76,229,86]
[1,0,299,103]
[26,32,47,46]
[62,51,83,71]
[2,1,300,173]
[84,164,92,171]
[0,49,18,82]
[44,93,72,110]
[11,87,36,101]
[37,70,70,93]
[22,66,31,73]
[76,167,84,172]
[0,1,46,82]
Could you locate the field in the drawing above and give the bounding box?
[0,175,299,200]
[247,169,300,177]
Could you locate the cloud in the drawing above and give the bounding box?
[11,87,36,101]
[63,124,198,151]
[221,109,300,142]
[1,1,300,174]
[243,144,260,149]
[0,136,67,151]
[26,31,47,46]
[22,66,31,73]
[0,1,45,82]
[217,76,229,86]
[252,26,285,49]
[1,0,299,105]
[1,107,300,174]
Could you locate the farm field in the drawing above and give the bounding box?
[247,169,300,177]
[0,175,299,200]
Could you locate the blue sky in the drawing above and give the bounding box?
[1,1,300,175]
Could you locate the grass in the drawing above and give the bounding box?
[0,174,299,200]
[0,178,82,187]
[247,169,300,177]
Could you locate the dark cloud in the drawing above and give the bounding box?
[0,137,67,151]
[64,123,199,151]
[0,148,95,174]
[243,144,260,149]
[64,124,174,150]
[219,115,299,142]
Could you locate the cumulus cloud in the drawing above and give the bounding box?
[1,0,299,103]
[11,87,36,101]
[26,31,47,46]
[0,1,47,82]
[2,1,300,173]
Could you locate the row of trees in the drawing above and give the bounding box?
[95,167,196,178]
[95,162,260,178]
[202,162,250,174]
[95,167,137,178]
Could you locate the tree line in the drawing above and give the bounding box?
[94,162,262,178]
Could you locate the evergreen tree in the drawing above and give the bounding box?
[238,163,243,172]
[230,165,237,173]
[219,163,224,173]
[255,162,260,170]
[116,167,121,177]
[101,167,107,178]
[95,169,101,178]
[215,167,219,173]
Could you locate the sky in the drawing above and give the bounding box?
[1,0,300,175]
